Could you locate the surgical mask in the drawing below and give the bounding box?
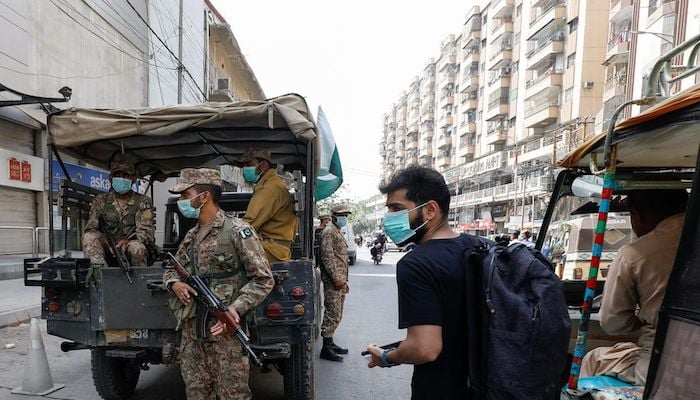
[382,203,429,245]
[177,192,206,219]
[111,177,132,194]
[242,163,261,183]
[335,216,348,228]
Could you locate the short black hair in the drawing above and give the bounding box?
[192,184,222,204]
[378,165,450,219]
[627,189,688,219]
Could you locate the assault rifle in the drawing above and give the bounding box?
[104,232,133,285]
[361,340,403,356]
[164,252,263,366]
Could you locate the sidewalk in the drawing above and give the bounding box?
[0,278,41,329]
[0,254,41,280]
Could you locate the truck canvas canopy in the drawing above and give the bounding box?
[47,93,319,180]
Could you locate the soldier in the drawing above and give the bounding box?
[238,147,298,262]
[319,205,351,362]
[163,168,274,400]
[82,153,154,267]
[314,214,331,262]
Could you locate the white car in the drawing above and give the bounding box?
[340,223,357,265]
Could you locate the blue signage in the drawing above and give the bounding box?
[51,161,111,192]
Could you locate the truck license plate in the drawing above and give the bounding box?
[129,329,149,339]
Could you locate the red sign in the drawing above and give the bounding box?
[21,160,31,183]
[8,158,21,181]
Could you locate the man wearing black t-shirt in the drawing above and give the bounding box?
[365,166,473,399]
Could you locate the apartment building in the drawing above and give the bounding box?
[380,0,610,234]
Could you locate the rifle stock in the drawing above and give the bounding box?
[165,252,263,366]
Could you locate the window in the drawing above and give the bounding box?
[510,88,518,101]
[482,14,488,25]
[511,61,519,73]
[567,53,576,69]
[481,39,487,49]
[563,87,573,103]
[568,18,578,34]
[516,5,522,17]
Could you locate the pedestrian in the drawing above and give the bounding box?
[82,152,155,267]
[581,189,688,384]
[365,165,474,399]
[163,168,274,400]
[319,205,351,362]
[238,147,298,262]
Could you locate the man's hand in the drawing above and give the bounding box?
[171,281,197,305]
[211,305,240,336]
[116,239,128,253]
[334,280,346,290]
[365,344,383,368]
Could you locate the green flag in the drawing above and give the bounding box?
[315,107,343,201]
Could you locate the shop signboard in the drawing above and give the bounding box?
[0,147,44,191]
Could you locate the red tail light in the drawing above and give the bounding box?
[265,303,283,318]
[289,287,305,300]
[48,302,61,313]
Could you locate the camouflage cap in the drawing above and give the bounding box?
[168,168,222,194]
[238,147,272,164]
[331,205,352,215]
[109,153,136,175]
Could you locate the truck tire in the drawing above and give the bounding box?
[283,340,314,400]
[91,349,141,400]
[349,255,356,266]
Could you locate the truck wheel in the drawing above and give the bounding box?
[349,256,356,266]
[91,349,141,400]
[283,340,314,400]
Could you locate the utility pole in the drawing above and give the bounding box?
[177,0,184,104]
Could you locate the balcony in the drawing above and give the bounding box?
[525,69,562,96]
[462,48,480,64]
[603,77,627,101]
[439,113,454,128]
[610,0,633,19]
[491,0,514,19]
[529,0,566,34]
[458,118,476,136]
[489,35,513,65]
[439,73,456,89]
[420,127,434,140]
[458,143,476,159]
[605,31,630,65]
[439,95,455,110]
[437,133,452,149]
[648,0,676,19]
[461,75,480,93]
[462,95,478,110]
[437,154,452,170]
[526,35,564,67]
[419,146,433,159]
[524,102,559,128]
[408,122,419,134]
[484,125,507,145]
[492,19,513,38]
[406,137,419,150]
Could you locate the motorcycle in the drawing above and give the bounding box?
[371,243,383,265]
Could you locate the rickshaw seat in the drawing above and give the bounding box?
[561,376,644,400]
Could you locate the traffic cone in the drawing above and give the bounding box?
[11,318,65,396]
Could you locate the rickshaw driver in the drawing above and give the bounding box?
[580,189,688,385]
[82,153,155,267]
[238,147,299,262]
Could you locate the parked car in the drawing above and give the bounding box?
[385,240,414,252]
[340,223,357,265]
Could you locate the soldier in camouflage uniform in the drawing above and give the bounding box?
[319,205,350,362]
[82,153,154,267]
[163,168,274,400]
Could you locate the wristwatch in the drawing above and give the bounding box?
[380,348,401,368]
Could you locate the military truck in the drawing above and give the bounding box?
[24,94,324,400]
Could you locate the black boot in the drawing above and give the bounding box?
[320,338,343,362]
[329,339,349,354]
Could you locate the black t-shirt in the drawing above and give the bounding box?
[397,235,470,400]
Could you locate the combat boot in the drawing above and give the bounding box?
[329,338,348,355]
[320,338,343,362]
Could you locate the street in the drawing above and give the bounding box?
[0,247,412,400]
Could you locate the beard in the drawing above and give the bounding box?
[409,210,428,244]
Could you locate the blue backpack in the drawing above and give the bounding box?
[463,235,571,400]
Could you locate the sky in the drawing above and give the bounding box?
[212,0,475,200]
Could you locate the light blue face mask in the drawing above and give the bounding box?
[177,192,205,219]
[382,203,428,245]
[111,177,132,194]
[335,216,348,228]
[242,162,261,183]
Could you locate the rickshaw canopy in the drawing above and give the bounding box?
[47,94,319,181]
[558,83,700,170]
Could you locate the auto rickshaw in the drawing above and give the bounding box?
[536,34,700,399]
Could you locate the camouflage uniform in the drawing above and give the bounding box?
[319,221,348,338]
[164,168,274,400]
[82,156,154,267]
[239,148,298,263]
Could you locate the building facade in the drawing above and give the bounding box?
[379,0,698,235]
[0,0,262,258]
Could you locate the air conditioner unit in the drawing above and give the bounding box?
[582,81,594,89]
[217,78,230,91]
